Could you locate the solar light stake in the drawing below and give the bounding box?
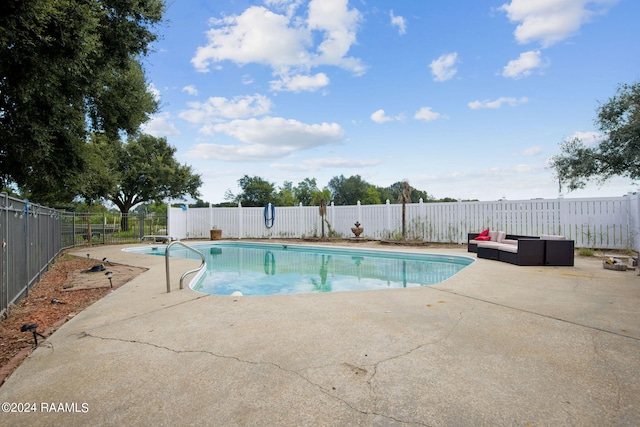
[106,271,113,287]
[20,324,46,347]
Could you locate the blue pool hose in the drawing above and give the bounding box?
[264,204,275,228]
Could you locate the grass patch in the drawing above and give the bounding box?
[578,248,595,256]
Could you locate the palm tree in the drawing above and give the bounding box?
[398,181,412,241]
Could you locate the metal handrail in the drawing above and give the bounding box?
[165,241,206,293]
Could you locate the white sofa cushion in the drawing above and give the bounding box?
[488,231,498,241]
[497,243,518,253]
[497,231,507,242]
[541,234,566,240]
[477,241,502,249]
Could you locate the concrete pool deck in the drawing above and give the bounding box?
[1,241,639,426]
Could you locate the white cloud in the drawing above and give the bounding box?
[422,163,546,179]
[141,113,181,137]
[370,109,404,123]
[390,10,407,35]
[186,143,292,162]
[148,83,161,102]
[502,50,548,79]
[468,96,529,109]
[307,0,363,70]
[569,130,603,146]
[192,0,365,82]
[429,53,458,82]
[185,117,344,162]
[270,72,330,92]
[522,146,543,156]
[179,94,272,125]
[211,116,343,146]
[414,107,444,122]
[500,0,618,47]
[182,85,198,96]
[192,6,309,72]
[272,157,381,171]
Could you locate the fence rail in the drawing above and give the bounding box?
[1,194,61,318]
[168,193,640,251]
[0,192,168,316]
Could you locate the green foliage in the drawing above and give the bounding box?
[328,174,374,205]
[578,248,595,256]
[277,181,296,206]
[77,133,119,206]
[108,134,201,215]
[0,0,164,200]
[227,175,277,207]
[379,181,432,203]
[136,201,170,214]
[550,81,640,192]
[189,199,210,208]
[293,178,319,205]
[362,186,382,204]
[74,132,201,232]
[225,174,456,207]
[310,189,332,206]
[70,203,109,215]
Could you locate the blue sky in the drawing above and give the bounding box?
[141,0,640,203]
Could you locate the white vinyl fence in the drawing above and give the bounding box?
[168,193,640,250]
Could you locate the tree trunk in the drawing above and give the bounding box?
[319,200,327,238]
[402,201,406,241]
[120,211,130,232]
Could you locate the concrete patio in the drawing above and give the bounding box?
[1,242,639,426]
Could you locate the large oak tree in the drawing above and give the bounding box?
[550,82,640,192]
[0,0,164,203]
[98,134,202,231]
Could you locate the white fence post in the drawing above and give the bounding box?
[329,202,335,236]
[209,202,213,230]
[238,202,243,239]
[298,203,303,238]
[457,198,463,244]
[385,199,391,236]
[419,198,426,241]
[167,203,172,236]
[628,191,640,251]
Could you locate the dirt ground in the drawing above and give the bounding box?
[0,252,146,385]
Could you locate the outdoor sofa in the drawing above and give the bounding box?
[468,230,574,266]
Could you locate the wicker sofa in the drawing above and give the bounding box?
[467,231,574,266]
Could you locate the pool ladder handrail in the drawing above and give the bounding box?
[165,241,206,293]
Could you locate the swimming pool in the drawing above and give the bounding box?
[126,242,473,296]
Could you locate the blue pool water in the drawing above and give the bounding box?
[126,242,473,296]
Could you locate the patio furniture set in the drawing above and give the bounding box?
[468,230,574,266]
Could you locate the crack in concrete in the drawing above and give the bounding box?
[364,311,465,424]
[431,287,640,341]
[81,331,434,426]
